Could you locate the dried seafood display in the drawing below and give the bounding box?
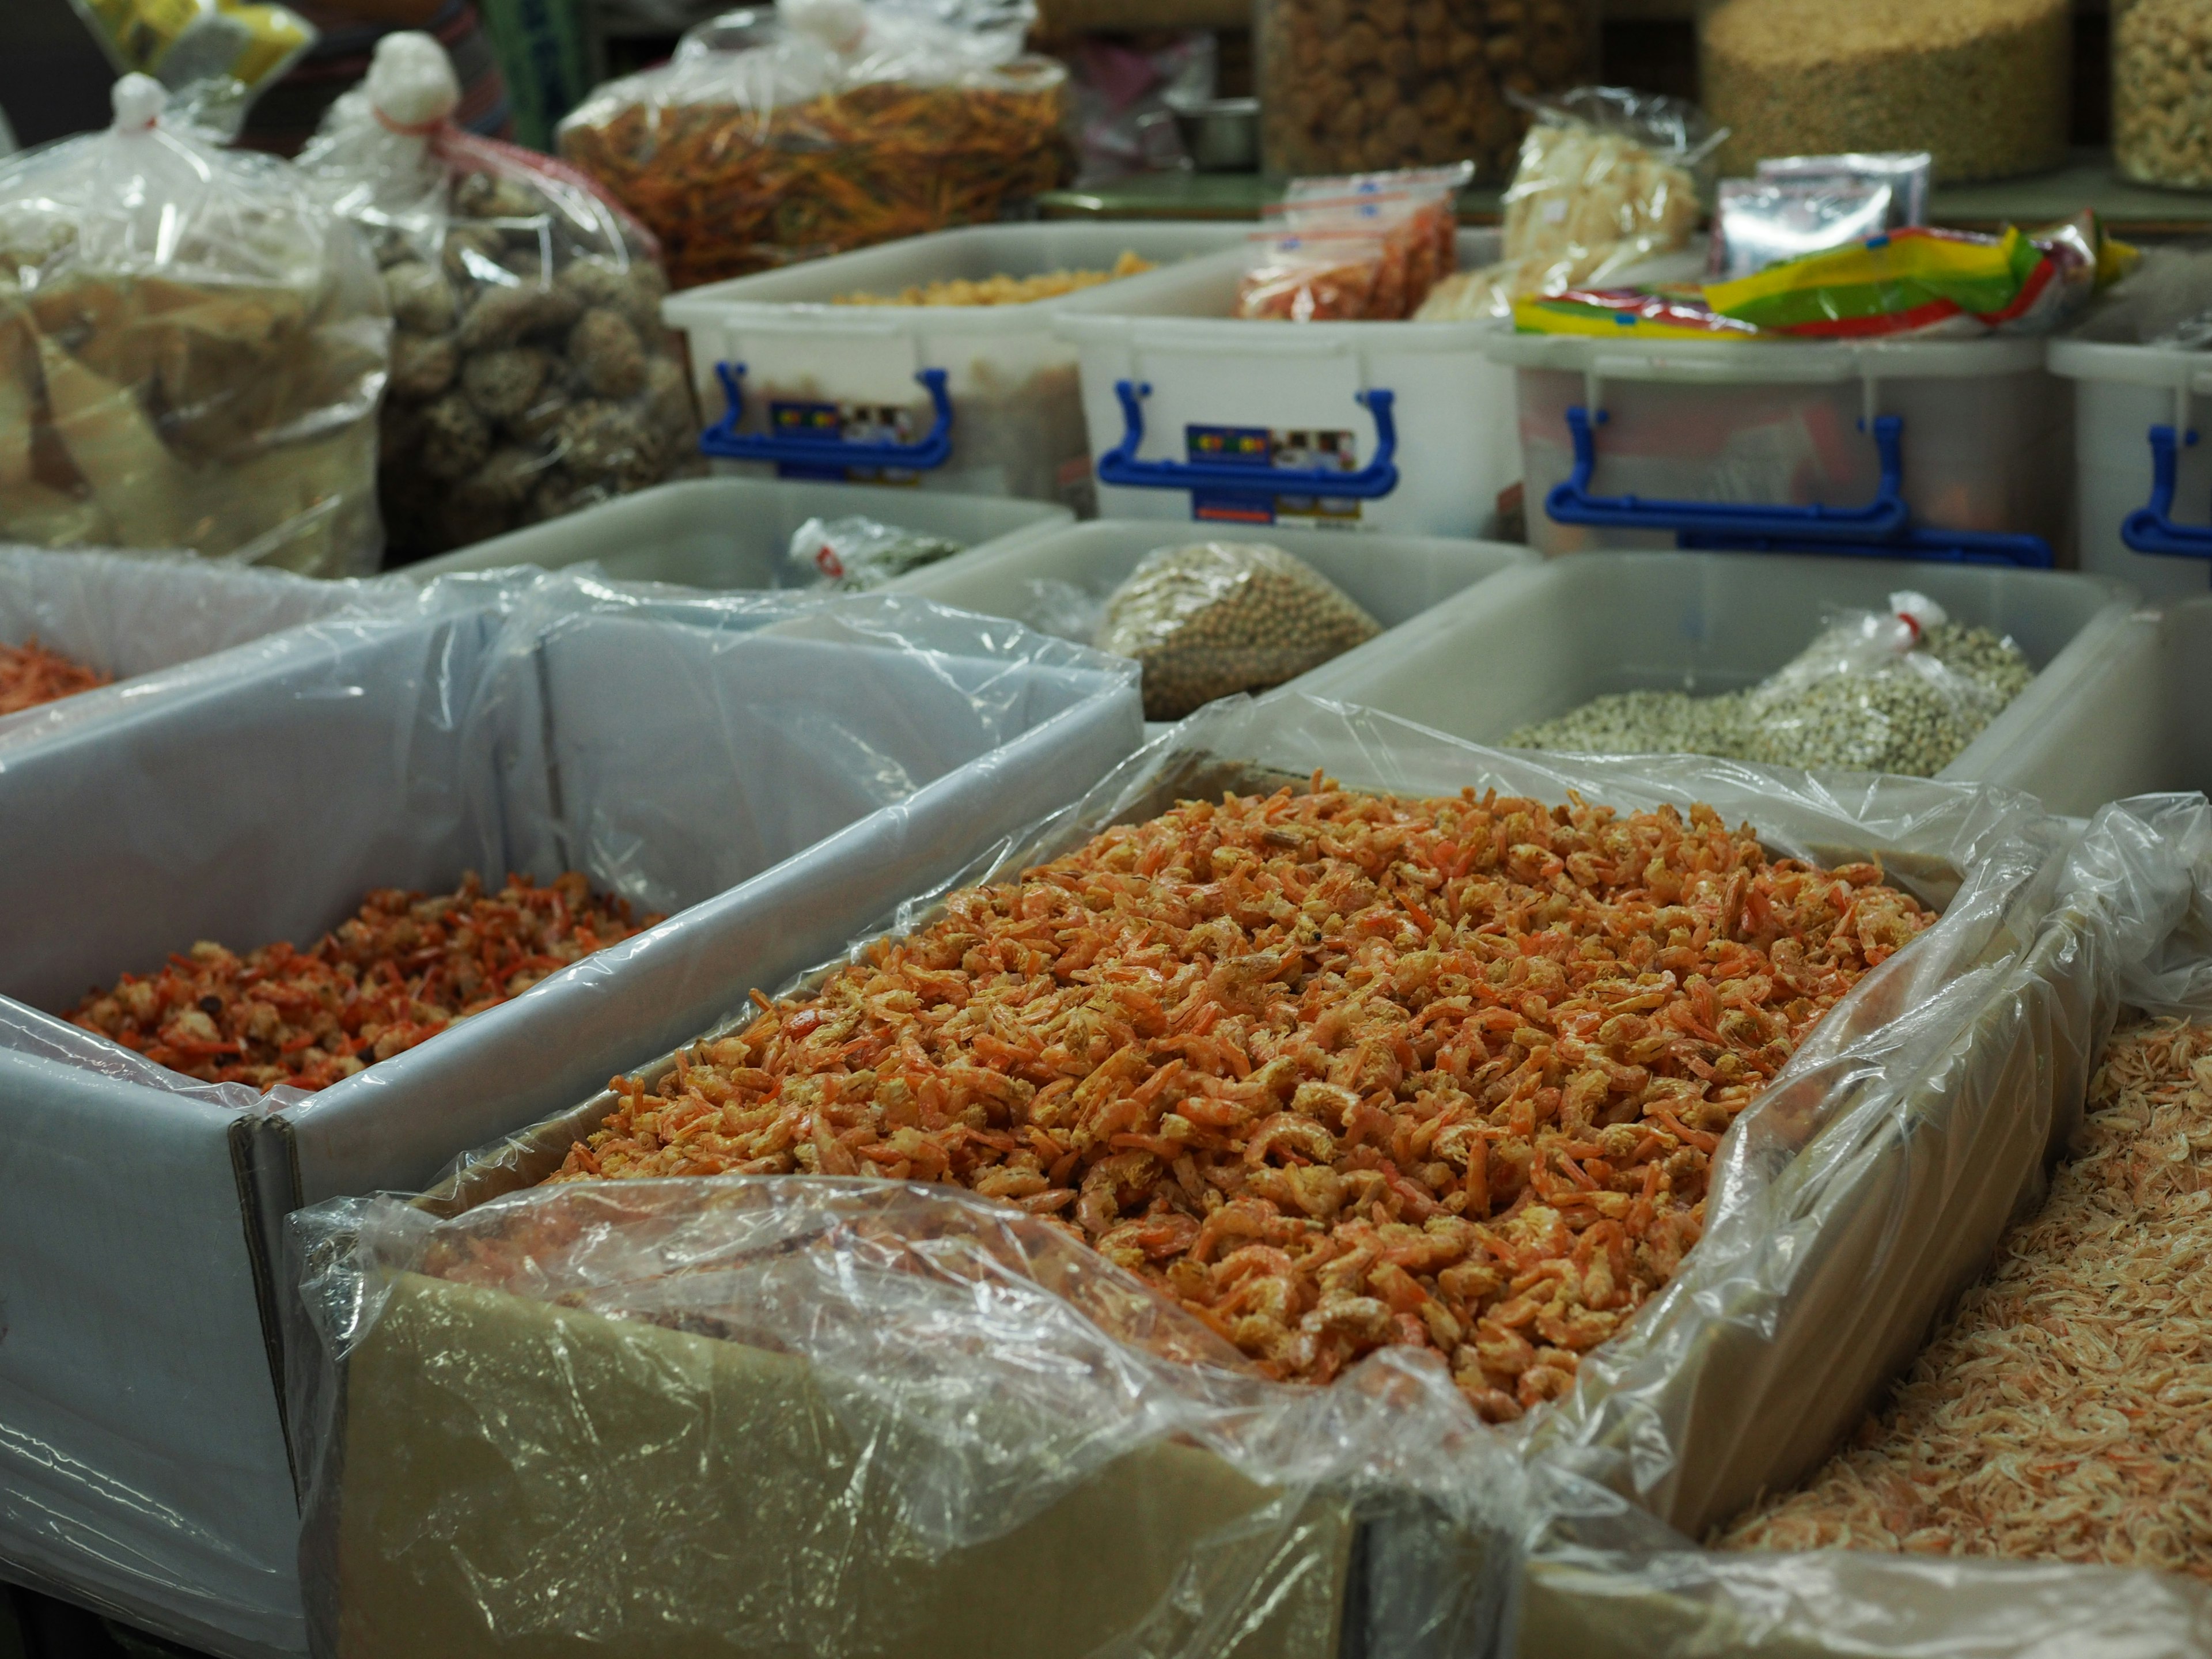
[0,636,109,717]
[1719,1017,2212,1577]
[551,778,1933,1419]
[70,872,656,1092]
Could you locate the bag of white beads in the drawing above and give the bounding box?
[1093,540,1381,721]
[1738,590,2030,777]
[297,32,698,565]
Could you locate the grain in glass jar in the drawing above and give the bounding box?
[2115,0,2212,188]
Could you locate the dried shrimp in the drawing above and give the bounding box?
[1719,1017,2212,1577]
[70,872,656,1092]
[1,635,109,715]
[553,780,1930,1419]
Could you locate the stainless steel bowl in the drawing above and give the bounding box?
[1166,96,1260,173]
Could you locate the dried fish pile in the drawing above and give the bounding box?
[543,778,1931,1420]
[1719,1017,2212,1578]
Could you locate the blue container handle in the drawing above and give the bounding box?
[1095,378,1402,499]
[2121,424,2212,574]
[1543,404,2052,567]
[698,361,955,472]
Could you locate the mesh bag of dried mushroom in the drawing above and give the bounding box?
[285,695,2198,1658]
[297,32,697,566]
[0,74,389,574]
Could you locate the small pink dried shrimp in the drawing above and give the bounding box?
[552,780,1931,1420]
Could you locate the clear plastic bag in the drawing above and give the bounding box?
[1233,227,1392,321]
[1093,540,1382,718]
[0,74,389,574]
[66,0,317,133]
[283,695,2195,1659]
[296,33,697,567]
[782,513,967,590]
[555,0,1074,289]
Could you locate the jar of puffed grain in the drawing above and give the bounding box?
[1698,0,2070,183]
[2115,0,2212,188]
[1256,0,1599,180]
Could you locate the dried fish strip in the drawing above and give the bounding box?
[1719,1017,2212,1578]
[551,780,1931,1419]
[70,872,656,1093]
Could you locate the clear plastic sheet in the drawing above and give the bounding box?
[284,694,2180,1659]
[1511,794,2212,1659]
[0,543,418,753]
[296,33,696,566]
[0,76,388,574]
[555,0,1073,289]
[0,570,1141,1657]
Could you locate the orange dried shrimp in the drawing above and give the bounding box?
[554,780,1931,1419]
[1,635,109,715]
[70,872,657,1093]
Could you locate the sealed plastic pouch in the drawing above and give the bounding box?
[297,32,696,565]
[0,74,388,573]
[783,513,966,590]
[1233,229,1392,322]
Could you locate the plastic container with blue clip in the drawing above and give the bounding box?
[2048,336,2212,601]
[1050,230,1521,539]
[660,222,1247,514]
[1484,331,2071,568]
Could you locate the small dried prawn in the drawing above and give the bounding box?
[550,779,1930,1419]
[0,635,108,715]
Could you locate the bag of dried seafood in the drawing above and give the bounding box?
[297,32,697,566]
[0,74,389,573]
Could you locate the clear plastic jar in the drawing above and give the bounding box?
[1256,0,1599,180]
[2114,0,2212,188]
[1698,0,2070,183]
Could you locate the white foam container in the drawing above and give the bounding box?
[404,476,1071,586]
[886,517,1535,649]
[2047,338,2212,603]
[1488,332,2073,563]
[1050,231,1517,539]
[661,223,1250,512]
[1291,550,2158,816]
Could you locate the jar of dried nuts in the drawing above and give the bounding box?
[1256,0,1599,180]
[2115,0,2212,189]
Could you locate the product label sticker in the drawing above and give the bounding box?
[767,399,922,484]
[1184,423,1365,527]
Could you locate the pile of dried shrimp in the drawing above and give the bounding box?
[71,872,656,1092]
[1719,1016,2212,1577]
[1,635,109,715]
[555,779,1931,1419]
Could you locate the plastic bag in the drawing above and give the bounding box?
[296,33,697,567]
[1233,227,1391,321]
[1756,149,1932,227]
[67,0,317,132]
[783,513,965,590]
[1706,176,1898,282]
[0,74,388,573]
[555,0,1075,289]
[284,694,2179,1659]
[1279,162,1472,316]
[1093,540,1381,718]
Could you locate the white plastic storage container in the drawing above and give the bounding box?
[406,476,1070,587]
[2048,338,2212,601]
[661,223,1249,514]
[1051,232,1517,539]
[2149,594,2212,793]
[1490,332,2072,566]
[1292,550,2157,816]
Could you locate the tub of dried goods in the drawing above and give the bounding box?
[2048,336,2212,603]
[663,223,1249,513]
[290,691,2149,1659]
[1292,551,2160,815]
[2114,0,2212,189]
[0,574,1139,1657]
[887,518,1535,720]
[1490,331,2072,565]
[1698,0,2071,183]
[405,475,1070,588]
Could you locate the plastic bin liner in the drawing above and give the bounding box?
[0,571,1140,1658]
[285,694,2180,1659]
[1507,793,2212,1659]
[0,544,423,753]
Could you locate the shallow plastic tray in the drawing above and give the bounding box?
[1291,550,2156,816]
[403,476,1071,588]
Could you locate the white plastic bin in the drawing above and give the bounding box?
[1291,550,2158,816]
[404,476,1070,587]
[662,223,1249,513]
[1050,232,1517,539]
[2048,338,2212,603]
[2152,595,2212,793]
[887,517,1535,647]
[1488,332,2072,566]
